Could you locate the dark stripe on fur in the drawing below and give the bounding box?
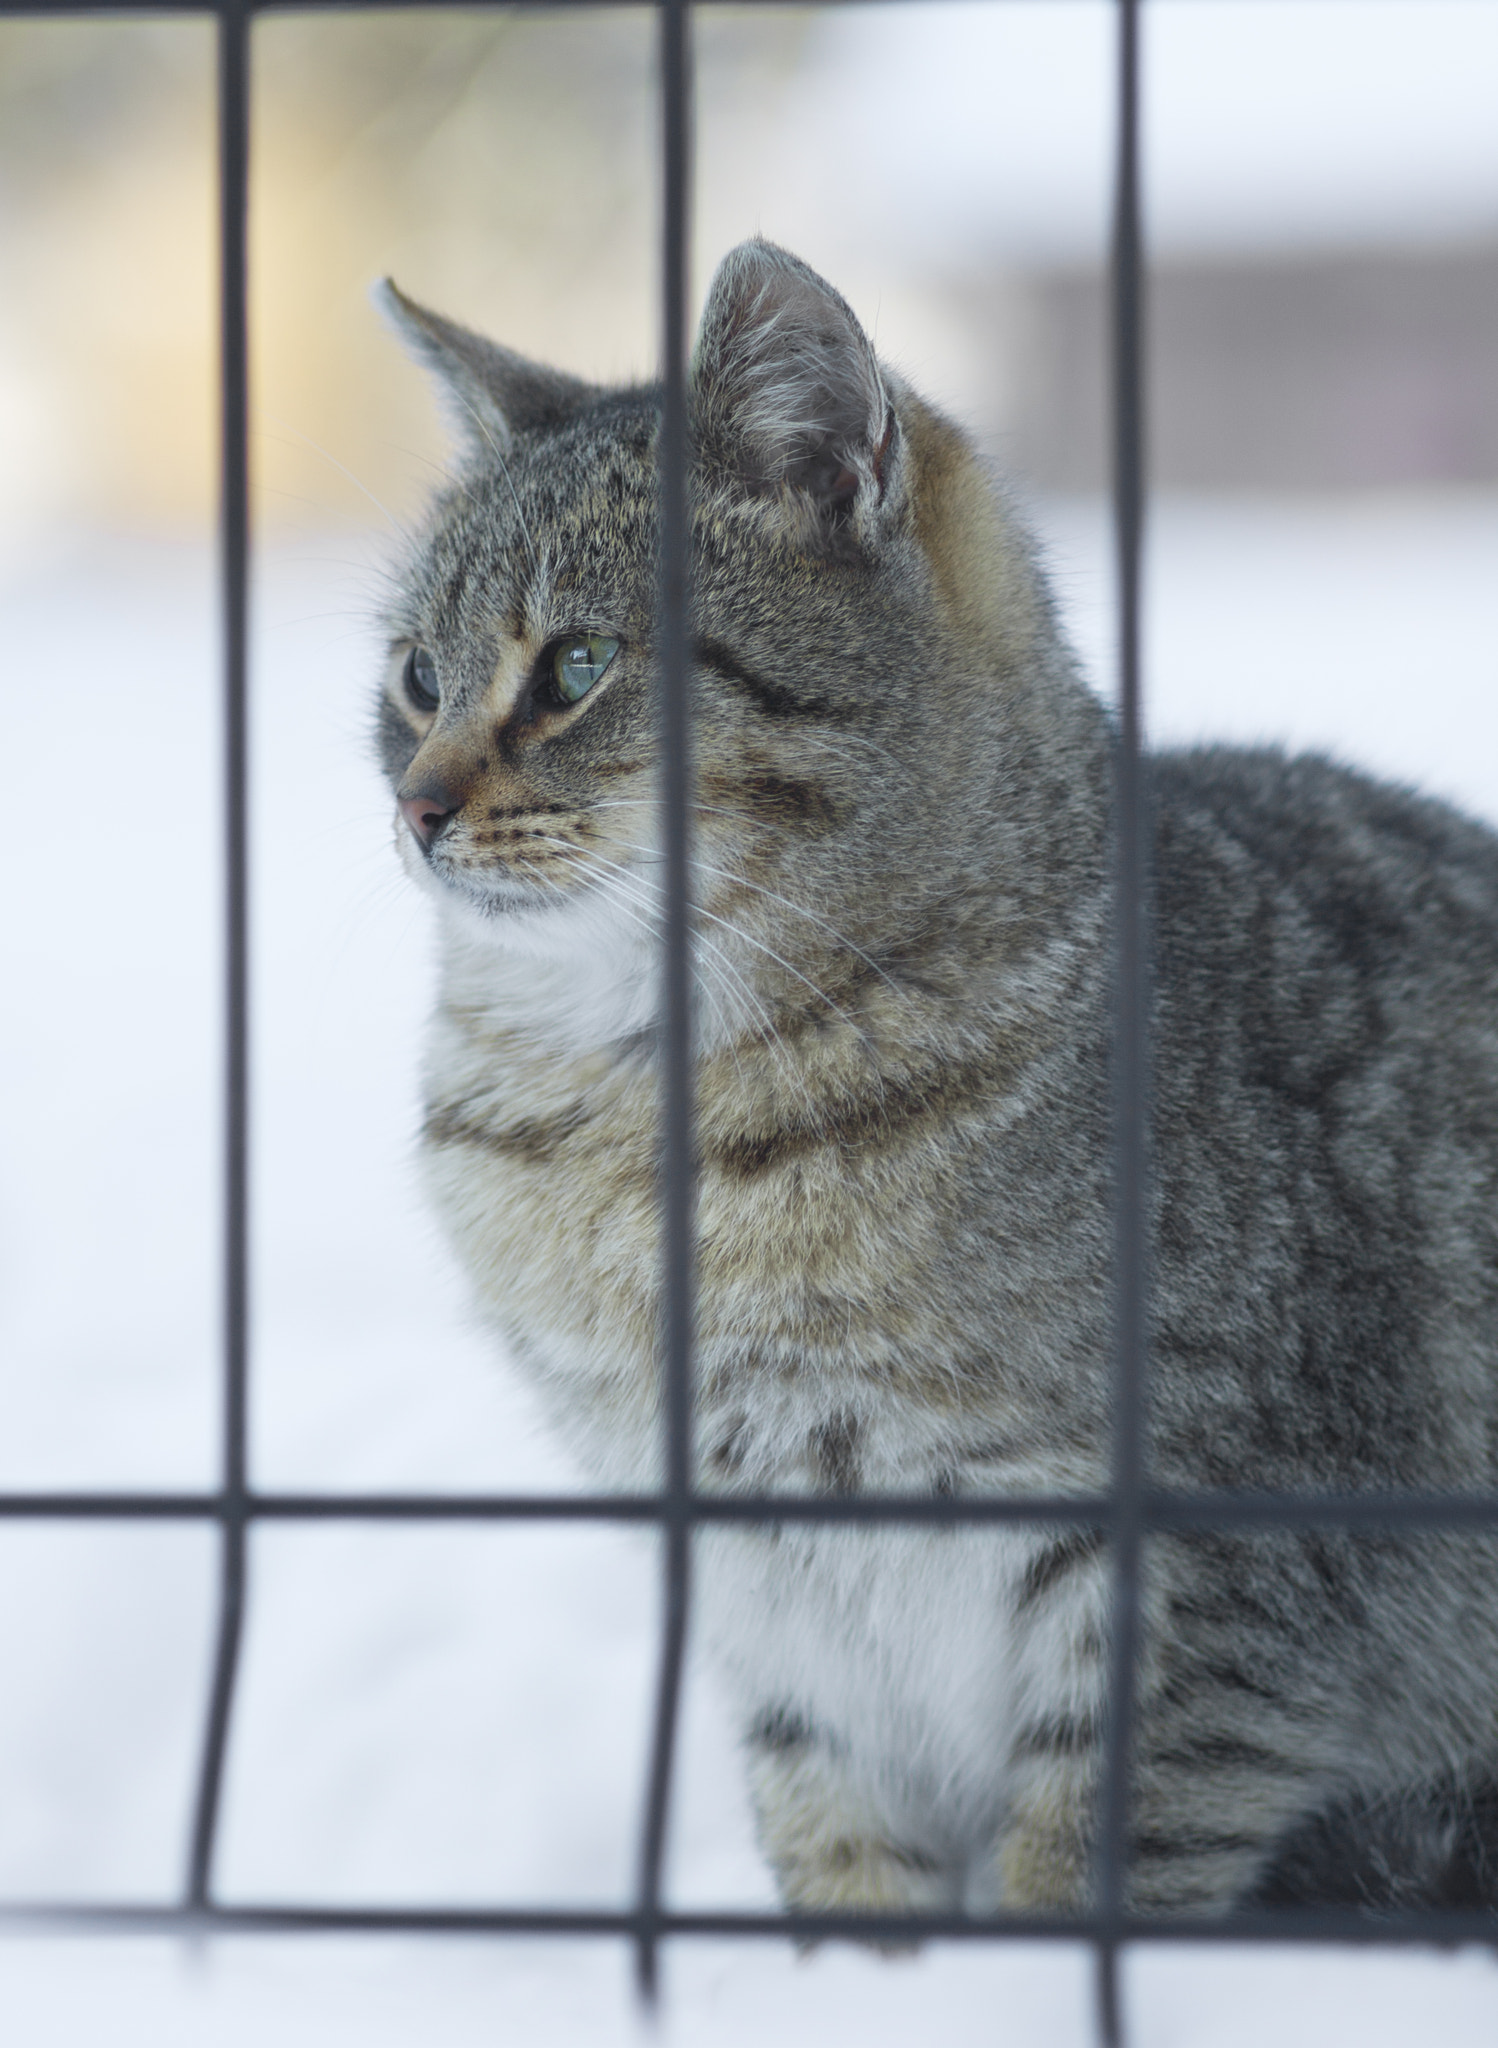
[748,1705,814,1753]
[696,636,848,722]
[424,1099,589,1166]
[813,1411,861,1494]
[888,1843,946,1875]
[701,767,841,834]
[1132,1829,1264,1861]
[1187,1660,1284,1706]
[1168,1586,1302,1639]
[1014,1712,1102,1760]
[711,1045,1025,1179]
[1015,1528,1106,1614]
[1152,1734,1302,1774]
[709,1415,749,1476]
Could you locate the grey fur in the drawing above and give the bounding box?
[373,238,1498,1918]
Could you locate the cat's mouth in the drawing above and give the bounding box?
[432,863,558,916]
[401,812,656,926]
[412,844,589,917]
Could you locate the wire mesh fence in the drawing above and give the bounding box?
[1,6,1496,2048]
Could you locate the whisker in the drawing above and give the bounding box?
[380,441,474,500]
[794,728,912,778]
[555,856,748,1066]
[596,831,908,1006]
[531,836,823,1119]
[456,396,542,583]
[693,898,877,1054]
[260,412,413,542]
[570,832,874,1046]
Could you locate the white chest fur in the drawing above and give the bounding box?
[420,895,1100,1907]
[699,1522,1034,1896]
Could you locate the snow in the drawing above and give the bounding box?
[3,498,1498,2041]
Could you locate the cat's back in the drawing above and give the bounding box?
[1157,743,1498,963]
[1149,744,1498,1489]
[1153,743,1498,1103]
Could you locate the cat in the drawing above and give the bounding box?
[372,238,1498,1920]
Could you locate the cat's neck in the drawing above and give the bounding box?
[434,892,661,1057]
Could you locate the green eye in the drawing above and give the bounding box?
[403,644,439,712]
[553,633,620,705]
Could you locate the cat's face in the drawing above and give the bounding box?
[377,385,666,940]
[375,243,1052,1032]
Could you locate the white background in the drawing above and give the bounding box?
[3,3,1498,2042]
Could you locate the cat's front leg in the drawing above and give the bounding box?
[997,1636,1325,1916]
[998,1711,1318,1916]
[995,1525,1113,1912]
[745,1714,960,1919]
[996,1710,1102,1911]
[990,1529,1294,1915]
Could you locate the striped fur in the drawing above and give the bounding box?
[374,241,1498,1919]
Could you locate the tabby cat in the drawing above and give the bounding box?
[374,240,1498,1918]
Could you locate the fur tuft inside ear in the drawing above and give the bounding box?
[374,279,597,460]
[691,240,893,516]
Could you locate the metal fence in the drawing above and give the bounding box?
[1,5,1495,2047]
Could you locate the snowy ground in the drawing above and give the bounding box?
[2,494,1498,2044]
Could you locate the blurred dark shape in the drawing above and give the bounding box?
[989,244,1498,492]
[1252,1778,1498,1913]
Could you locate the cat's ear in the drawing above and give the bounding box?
[374,280,597,456]
[691,240,895,525]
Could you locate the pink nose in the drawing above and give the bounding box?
[400,793,452,848]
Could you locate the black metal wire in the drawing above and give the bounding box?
[8,1488,1498,1529]
[1097,0,1145,2040]
[633,0,695,2009]
[3,6,1497,2045]
[186,0,252,1919]
[0,0,887,12]
[4,1898,1498,1950]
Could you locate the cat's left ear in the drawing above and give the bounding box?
[375,279,597,457]
[691,240,898,529]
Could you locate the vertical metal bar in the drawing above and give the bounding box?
[635,0,694,2008]
[188,0,252,1914]
[1097,0,1146,2041]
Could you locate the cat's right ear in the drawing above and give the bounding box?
[690,240,897,534]
[374,280,597,458]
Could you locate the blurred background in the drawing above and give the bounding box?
[4,1,1498,532]
[1,6,1497,2044]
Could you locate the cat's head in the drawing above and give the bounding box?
[374,240,1066,1041]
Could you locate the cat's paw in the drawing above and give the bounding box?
[996,1776,1095,1913]
[749,1740,959,1933]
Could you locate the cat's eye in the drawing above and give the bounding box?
[552,634,620,706]
[403,644,440,713]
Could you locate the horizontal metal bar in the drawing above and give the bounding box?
[2,1900,1496,1948]
[1142,1492,1498,1533]
[0,1495,223,1519]
[0,1490,1104,1526]
[0,0,1096,18]
[0,1,214,11]
[0,0,992,19]
[6,1490,1498,1531]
